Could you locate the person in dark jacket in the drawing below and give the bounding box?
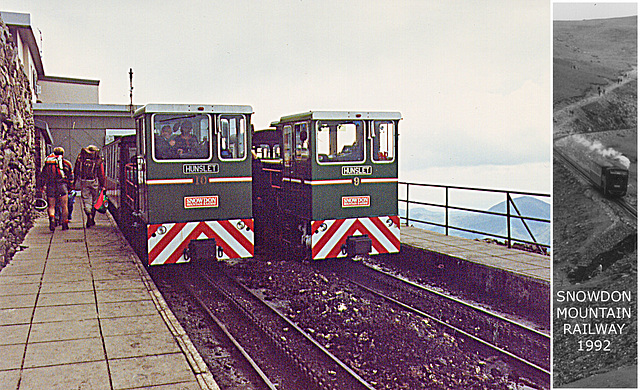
[155,124,178,159]
[74,145,106,228]
[38,147,74,231]
[174,121,199,157]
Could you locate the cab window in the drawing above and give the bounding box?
[316,120,365,163]
[136,118,145,156]
[295,122,309,161]
[219,116,246,160]
[372,121,395,162]
[283,125,293,166]
[152,114,211,161]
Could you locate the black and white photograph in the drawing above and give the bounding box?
[553,2,637,389]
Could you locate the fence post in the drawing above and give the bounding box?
[445,187,449,236]
[506,192,512,248]
[405,182,410,226]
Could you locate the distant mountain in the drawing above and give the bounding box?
[400,196,550,245]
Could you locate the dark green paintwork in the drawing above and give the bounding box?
[139,109,252,225]
[273,113,400,222]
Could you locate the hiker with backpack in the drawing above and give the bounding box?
[37,147,74,231]
[74,145,106,228]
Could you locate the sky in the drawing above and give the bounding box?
[554,2,638,20]
[6,0,553,203]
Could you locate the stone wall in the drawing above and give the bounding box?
[0,18,36,267]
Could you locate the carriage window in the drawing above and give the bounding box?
[152,114,210,161]
[283,125,292,166]
[372,121,395,162]
[316,121,364,163]
[219,116,246,160]
[295,123,309,161]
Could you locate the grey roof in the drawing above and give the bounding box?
[34,103,138,116]
[272,111,402,126]
[134,104,253,116]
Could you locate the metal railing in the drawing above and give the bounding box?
[399,182,550,252]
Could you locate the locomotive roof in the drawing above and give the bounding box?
[271,111,402,126]
[134,104,253,116]
[590,157,629,171]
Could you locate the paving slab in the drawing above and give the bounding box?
[23,337,105,368]
[94,277,149,291]
[0,283,40,296]
[41,268,93,283]
[32,302,98,323]
[0,369,20,390]
[109,353,200,390]
[99,299,162,318]
[0,262,46,276]
[101,313,170,337]
[36,290,96,307]
[39,280,94,294]
[0,307,33,326]
[96,286,153,303]
[0,343,25,370]
[0,293,38,309]
[0,213,217,389]
[19,361,111,390]
[0,323,30,345]
[0,273,43,285]
[105,331,182,360]
[29,318,101,343]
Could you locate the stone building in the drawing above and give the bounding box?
[0,13,38,266]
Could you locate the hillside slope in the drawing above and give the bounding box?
[554,16,636,108]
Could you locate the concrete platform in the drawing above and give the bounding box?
[0,211,219,390]
[401,226,550,282]
[400,226,550,327]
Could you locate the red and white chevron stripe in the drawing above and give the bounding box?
[147,219,254,265]
[311,216,400,260]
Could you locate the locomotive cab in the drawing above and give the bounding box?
[602,166,629,197]
[131,104,254,265]
[588,159,629,197]
[267,111,401,260]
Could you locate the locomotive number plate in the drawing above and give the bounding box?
[342,166,372,176]
[342,195,370,208]
[183,163,219,174]
[184,195,219,208]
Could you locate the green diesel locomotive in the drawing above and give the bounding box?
[253,111,402,260]
[105,104,254,265]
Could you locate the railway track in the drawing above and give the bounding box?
[315,258,551,387]
[554,147,637,219]
[177,263,376,390]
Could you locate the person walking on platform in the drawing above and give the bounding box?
[37,147,74,231]
[74,145,106,228]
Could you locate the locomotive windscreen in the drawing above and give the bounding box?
[152,114,211,161]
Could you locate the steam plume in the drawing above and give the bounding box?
[570,134,631,169]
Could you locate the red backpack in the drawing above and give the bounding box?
[43,154,65,181]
